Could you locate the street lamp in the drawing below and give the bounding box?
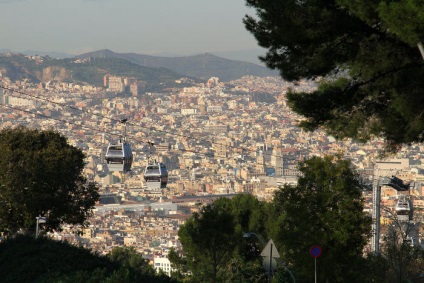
[35,216,46,239]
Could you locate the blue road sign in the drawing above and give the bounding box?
[309,245,322,258]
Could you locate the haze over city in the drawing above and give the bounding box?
[0,0,263,57]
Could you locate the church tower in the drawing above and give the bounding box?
[256,150,266,174]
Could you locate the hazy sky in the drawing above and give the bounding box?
[0,0,261,56]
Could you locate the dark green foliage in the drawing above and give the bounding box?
[168,247,188,281]
[0,235,115,282]
[173,195,269,282]
[0,127,99,236]
[0,235,176,283]
[108,246,156,276]
[219,255,266,283]
[174,156,424,282]
[270,155,372,282]
[178,201,238,282]
[244,0,424,151]
[226,194,268,237]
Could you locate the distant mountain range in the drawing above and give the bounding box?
[0,49,278,88]
[213,48,266,66]
[76,49,278,81]
[0,53,188,91]
[1,48,268,65]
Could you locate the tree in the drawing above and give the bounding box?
[107,246,169,282]
[177,200,239,283]
[220,255,267,283]
[168,247,188,281]
[108,246,154,274]
[226,193,268,238]
[0,235,176,283]
[0,127,99,236]
[244,0,424,151]
[270,155,372,282]
[382,223,424,283]
[379,205,424,283]
[168,194,273,282]
[173,195,269,282]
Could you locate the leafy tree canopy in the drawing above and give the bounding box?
[108,246,154,274]
[270,155,372,282]
[174,195,268,283]
[0,127,99,236]
[177,200,238,283]
[174,156,424,282]
[244,0,424,151]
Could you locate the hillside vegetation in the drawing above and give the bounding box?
[0,235,175,283]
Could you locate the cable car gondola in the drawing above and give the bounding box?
[104,118,133,172]
[105,140,133,172]
[396,195,413,221]
[144,161,168,189]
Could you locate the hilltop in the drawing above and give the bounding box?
[0,53,194,91]
[76,49,278,81]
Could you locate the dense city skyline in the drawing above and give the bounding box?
[0,0,262,57]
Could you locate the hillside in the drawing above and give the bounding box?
[77,49,278,81]
[0,235,174,282]
[0,50,278,89]
[0,53,194,91]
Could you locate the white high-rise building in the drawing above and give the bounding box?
[154,257,176,277]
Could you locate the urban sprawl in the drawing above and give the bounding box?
[1,56,423,276]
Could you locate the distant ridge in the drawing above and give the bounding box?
[213,48,266,66]
[0,49,72,59]
[77,49,278,81]
[0,53,191,91]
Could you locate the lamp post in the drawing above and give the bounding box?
[35,216,46,239]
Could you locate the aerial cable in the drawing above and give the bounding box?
[0,103,219,161]
[1,101,400,180]
[0,102,298,172]
[0,85,230,149]
[0,103,121,140]
[0,85,289,163]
